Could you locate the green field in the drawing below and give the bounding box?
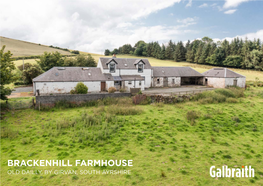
[0,37,73,57]
[1,88,263,185]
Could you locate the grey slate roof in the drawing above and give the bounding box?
[112,75,144,81]
[153,67,203,77]
[202,68,245,78]
[33,67,113,82]
[100,58,152,69]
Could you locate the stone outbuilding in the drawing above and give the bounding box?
[202,68,246,88]
[152,67,204,87]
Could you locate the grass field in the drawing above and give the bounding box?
[1,88,263,185]
[0,37,73,57]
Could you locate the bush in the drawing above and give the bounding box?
[186,110,200,125]
[226,97,238,103]
[70,89,76,94]
[119,88,126,93]
[74,82,88,94]
[71,50,80,54]
[108,87,116,93]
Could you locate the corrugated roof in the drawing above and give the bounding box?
[100,58,152,69]
[202,68,245,78]
[33,67,113,82]
[153,67,204,77]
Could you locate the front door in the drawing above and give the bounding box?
[163,77,168,87]
[101,82,106,91]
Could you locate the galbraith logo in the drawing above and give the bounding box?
[210,166,254,178]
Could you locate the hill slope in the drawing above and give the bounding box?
[0,36,73,57]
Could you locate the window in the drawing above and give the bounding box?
[128,81,132,85]
[157,78,160,84]
[172,79,175,84]
[110,63,115,73]
[139,81,141,86]
[138,64,143,73]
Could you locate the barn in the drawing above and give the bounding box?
[32,67,114,95]
[152,67,204,87]
[202,68,246,88]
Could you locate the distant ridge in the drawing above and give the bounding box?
[0,36,73,57]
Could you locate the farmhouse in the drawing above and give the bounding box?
[202,68,246,88]
[33,57,246,95]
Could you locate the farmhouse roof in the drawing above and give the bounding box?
[33,67,113,82]
[152,67,204,77]
[202,68,245,78]
[99,58,152,69]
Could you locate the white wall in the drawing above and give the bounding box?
[168,77,181,87]
[35,81,101,95]
[123,80,145,91]
[206,78,225,88]
[206,77,246,88]
[225,77,246,88]
[106,81,114,90]
[152,77,180,87]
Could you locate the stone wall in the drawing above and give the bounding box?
[35,92,131,107]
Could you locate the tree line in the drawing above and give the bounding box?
[105,37,263,71]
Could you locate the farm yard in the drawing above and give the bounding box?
[1,87,263,186]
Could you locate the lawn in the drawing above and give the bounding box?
[1,88,263,185]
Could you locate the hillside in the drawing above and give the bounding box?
[0,36,73,57]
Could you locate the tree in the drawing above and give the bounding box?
[174,41,186,62]
[134,41,147,56]
[202,37,213,44]
[64,54,96,67]
[17,63,43,84]
[104,49,110,56]
[223,56,242,68]
[0,46,16,100]
[37,51,64,71]
[159,44,166,60]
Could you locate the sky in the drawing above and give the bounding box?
[0,0,262,54]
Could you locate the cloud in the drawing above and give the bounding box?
[213,30,263,43]
[170,13,174,16]
[198,3,208,8]
[177,17,198,25]
[223,0,251,9]
[224,9,237,14]
[0,0,183,53]
[186,0,192,7]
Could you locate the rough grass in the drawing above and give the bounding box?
[1,87,263,185]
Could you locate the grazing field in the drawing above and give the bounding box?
[1,88,263,185]
[0,37,73,57]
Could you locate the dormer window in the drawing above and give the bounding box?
[138,64,143,73]
[110,63,115,73]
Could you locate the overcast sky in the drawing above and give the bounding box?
[0,0,262,54]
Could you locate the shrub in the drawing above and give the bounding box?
[70,89,76,94]
[226,97,238,103]
[71,50,80,54]
[75,82,88,94]
[186,110,200,125]
[119,88,126,93]
[215,89,235,98]
[108,87,116,93]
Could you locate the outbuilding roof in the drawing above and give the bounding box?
[33,67,113,82]
[99,58,152,69]
[152,67,203,77]
[202,68,245,78]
